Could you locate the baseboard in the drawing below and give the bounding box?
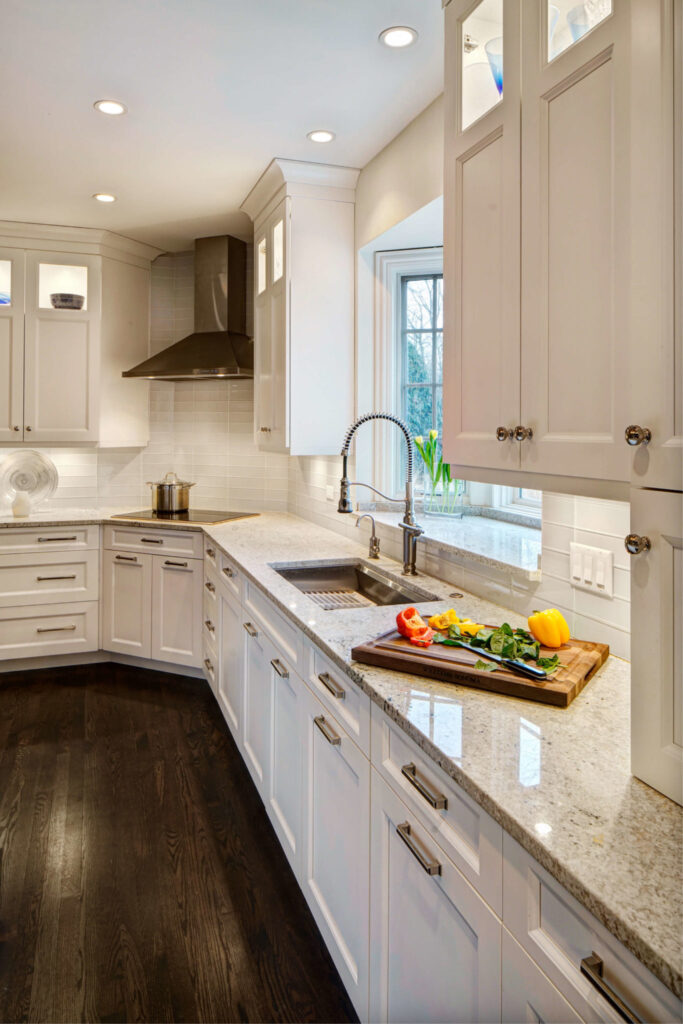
[0,649,203,679]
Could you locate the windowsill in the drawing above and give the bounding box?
[357,509,542,581]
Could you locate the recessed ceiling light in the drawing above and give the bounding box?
[379,26,418,48]
[94,99,127,116]
[92,193,116,203]
[307,129,335,143]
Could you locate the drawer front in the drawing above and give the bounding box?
[218,549,241,601]
[203,566,220,618]
[0,601,99,660]
[502,928,582,1024]
[103,524,203,559]
[371,703,503,914]
[204,537,218,571]
[202,590,220,650]
[307,643,370,757]
[0,549,99,608]
[503,835,682,1024]
[0,525,99,553]
[202,639,218,695]
[243,580,301,669]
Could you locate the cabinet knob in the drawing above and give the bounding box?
[624,533,651,555]
[12,425,20,432]
[259,426,271,433]
[624,425,651,447]
[25,425,32,432]
[513,425,533,442]
[496,427,512,441]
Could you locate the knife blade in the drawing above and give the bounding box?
[436,638,549,681]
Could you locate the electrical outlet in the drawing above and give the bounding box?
[569,542,614,597]
[326,484,335,502]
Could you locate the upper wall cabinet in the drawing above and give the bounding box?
[0,224,160,447]
[443,0,681,494]
[241,159,359,456]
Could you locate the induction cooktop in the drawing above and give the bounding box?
[111,509,259,524]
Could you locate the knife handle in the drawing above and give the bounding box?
[502,658,548,680]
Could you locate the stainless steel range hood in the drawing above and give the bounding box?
[123,234,253,381]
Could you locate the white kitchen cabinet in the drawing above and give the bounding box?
[369,769,502,1024]
[501,928,582,1024]
[301,683,370,1021]
[101,549,153,659]
[151,554,203,668]
[0,223,159,447]
[0,600,99,660]
[242,613,273,796]
[629,487,683,806]
[218,585,244,739]
[0,548,99,608]
[267,647,304,880]
[443,0,677,493]
[241,159,358,456]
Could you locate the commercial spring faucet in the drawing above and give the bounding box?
[338,412,424,575]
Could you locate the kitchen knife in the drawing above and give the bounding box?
[436,638,550,681]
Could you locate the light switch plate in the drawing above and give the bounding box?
[569,542,614,597]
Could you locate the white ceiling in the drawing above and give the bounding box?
[1,0,444,252]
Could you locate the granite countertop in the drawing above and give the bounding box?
[0,508,680,997]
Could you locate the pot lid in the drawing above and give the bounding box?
[146,472,196,487]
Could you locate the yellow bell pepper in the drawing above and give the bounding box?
[528,608,570,649]
[428,609,460,631]
[459,621,484,637]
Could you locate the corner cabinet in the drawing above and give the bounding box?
[241,159,359,456]
[0,223,160,447]
[443,0,681,496]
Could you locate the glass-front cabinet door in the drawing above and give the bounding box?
[0,248,25,443]
[23,251,101,443]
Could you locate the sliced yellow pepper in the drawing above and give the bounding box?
[528,608,570,649]
[428,609,460,631]
[459,621,484,637]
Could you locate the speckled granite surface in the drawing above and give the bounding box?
[0,508,680,997]
[0,507,206,531]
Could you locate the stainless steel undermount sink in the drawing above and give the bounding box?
[272,559,438,611]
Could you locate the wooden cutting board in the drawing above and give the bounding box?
[351,629,609,707]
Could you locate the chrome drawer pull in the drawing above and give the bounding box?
[204,580,216,593]
[204,619,215,634]
[580,954,642,1023]
[204,658,214,674]
[164,560,188,568]
[38,535,77,543]
[271,658,289,679]
[37,625,77,633]
[318,671,345,700]
[115,554,138,562]
[401,762,448,810]
[222,566,235,578]
[314,715,341,746]
[206,548,215,558]
[243,621,258,638]
[140,537,163,544]
[396,822,442,876]
[36,575,77,582]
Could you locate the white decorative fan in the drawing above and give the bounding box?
[0,450,59,515]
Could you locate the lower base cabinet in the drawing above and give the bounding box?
[217,587,243,738]
[267,647,304,879]
[369,770,502,1024]
[502,929,582,1024]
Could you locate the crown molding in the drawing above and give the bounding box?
[240,158,360,221]
[0,220,163,264]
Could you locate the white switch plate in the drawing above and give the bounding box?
[569,542,614,597]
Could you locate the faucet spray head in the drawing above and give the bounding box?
[338,455,354,513]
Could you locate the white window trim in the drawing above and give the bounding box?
[373,247,443,498]
[491,485,542,519]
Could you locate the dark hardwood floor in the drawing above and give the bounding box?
[0,663,358,1024]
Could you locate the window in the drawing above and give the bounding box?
[400,274,443,441]
[490,485,543,519]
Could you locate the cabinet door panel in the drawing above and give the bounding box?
[0,247,24,443]
[630,488,683,805]
[502,929,582,1024]
[242,616,272,795]
[101,550,152,658]
[370,770,501,1024]
[218,588,243,740]
[520,6,630,480]
[443,0,521,472]
[268,655,303,878]
[302,687,369,1020]
[151,557,202,668]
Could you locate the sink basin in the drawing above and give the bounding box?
[272,560,438,611]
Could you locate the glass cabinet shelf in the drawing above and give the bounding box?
[461,0,503,130]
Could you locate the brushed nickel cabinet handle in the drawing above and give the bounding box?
[204,580,216,593]
[496,426,512,441]
[318,671,345,700]
[115,554,138,562]
[38,536,77,543]
[580,954,642,1023]
[624,534,651,555]
[37,625,76,633]
[624,425,651,447]
[401,762,448,810]
[271,658,289,679]
[36,574,77,582]
[513,425,533,441]
[222,566,235,578]
[243,621,258,638]
[204,619,215,633]
[396,822,442,876]
[206,547,215,558]
[203,658,214,674]
[140,537,163,544]
[164,559,188,568]
[314,715,341,746]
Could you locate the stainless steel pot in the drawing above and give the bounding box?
[146,472,195,513]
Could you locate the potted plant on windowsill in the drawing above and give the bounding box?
[414,430,464,517]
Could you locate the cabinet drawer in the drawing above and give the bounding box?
[202,639,218,695]
[202,590,219,650]
[218,550,241,601]
[0,600,98,660]
[503,835,681,1024]
[203,567,220,617]
[103,524,203,559]
[371,703,502,914]
[243,580,301,668]
[0,549,99,608]
[306,643,370,757]
[502,928,582,1024]
[204,537,218,570]
[0,524,99,553]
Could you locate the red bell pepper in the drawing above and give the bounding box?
[409,627,435,648]
[396,607,428,638]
